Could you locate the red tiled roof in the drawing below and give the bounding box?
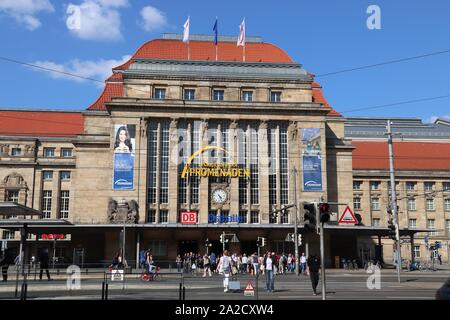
[0,111,84,137]
[87,74,124,111]
[311,82,341,117]
[114,39,293,70]
[352,141,450,171]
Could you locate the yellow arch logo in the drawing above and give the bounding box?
[181,146,227,179]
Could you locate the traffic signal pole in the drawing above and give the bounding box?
[320,220,326,300]
[387,120,401,283]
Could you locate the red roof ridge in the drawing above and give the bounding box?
[311,81,341,117]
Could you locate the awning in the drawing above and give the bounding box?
[0,202,43,218]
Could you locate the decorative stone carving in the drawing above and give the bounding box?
[0,144,9,156]
[107,198,139,224]
[1,172,28,189]
[25,145,35,156]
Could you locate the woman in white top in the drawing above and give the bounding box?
[216,250,231,292]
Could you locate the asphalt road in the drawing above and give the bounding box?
[0,269,448,300]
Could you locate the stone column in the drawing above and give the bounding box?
[155,122,161,223]
[199,120,209,223]
[230,120,239,215]
[259,121,269,223]
[137,118,148,224]
[168,118,179,223]
[288,121,299,224]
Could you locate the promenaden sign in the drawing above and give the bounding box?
[181,146,250,179]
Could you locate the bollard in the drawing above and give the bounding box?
[179,283,182,300]
[105,283,109,300]
[182,286,185,300]
[101,281,105,300]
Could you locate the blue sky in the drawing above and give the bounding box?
[1,0,450,122]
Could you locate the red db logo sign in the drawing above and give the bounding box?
[181,212,198,224]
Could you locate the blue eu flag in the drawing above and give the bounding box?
[213,18,218,45]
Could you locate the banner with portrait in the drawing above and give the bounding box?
[113,124,136,190]
[303,155,323,191]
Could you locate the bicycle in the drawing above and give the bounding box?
[141,266,162,281]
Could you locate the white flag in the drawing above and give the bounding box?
[237,18,245,46]
[183,16,190,43]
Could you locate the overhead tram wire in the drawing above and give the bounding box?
[315,49,450,78]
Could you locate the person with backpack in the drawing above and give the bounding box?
[39,248,52,281]
[0,249,15,282]
[216,250,232,292]
[202,254,212,277]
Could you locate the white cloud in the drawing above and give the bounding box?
[0,0,54,30]
[30,55,131,85]
[139,5,167,32]
[426,115,450,123]
[66,0,129,41]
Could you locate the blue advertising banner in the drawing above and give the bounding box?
[113,124,135,190]
[303,155,322,191]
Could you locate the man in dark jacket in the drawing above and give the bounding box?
[0,249,15,282]
[39,248,52,280]
[307,254,321,296]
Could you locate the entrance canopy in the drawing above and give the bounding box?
[323,224,433,237]
[0,202,43,218]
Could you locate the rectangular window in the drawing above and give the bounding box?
[11,148,21,156]
[60,171,71,180]
[154,88,166,99]
[353,197,361,210]
[250,211,259,224]
[190,121,201,204]
[147,210,156,224]
[159,210,168,224]
[370,181,380,190]
[7,190,19,203]
[424,182,434,191]
[371,198,380,210]
[250,126,259,205]
[279,125,288,205]
[270,91,281,102]
[59,191,69,219]
[61,148,73,157]
[213,89,224,101]
[42,190,52,219]
[426,199,435,211]
[2,230,15,240]
[239,210,247,224]
[428,219,436,236]
[268,126,277,207]
[238,125,247,205]
[183,89,195,100]
[147,240,167,257]
[414,246,421,258]
[353,181,362,190]
[409,219,417,229]
[446,219,450,236]
[177,122,188,205]
[242,91,253,102]
[44,148,55,157]
[445,199,450,211]
[160,122,169,204]
[407,198,416,211]
[406,182,416,191]
[43,171,53,180]
[372,218,380,227]
[147,122,158,204]
[444,182,450,191]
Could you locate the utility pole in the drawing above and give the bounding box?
[387,120,401,283]
[293,168,300,276]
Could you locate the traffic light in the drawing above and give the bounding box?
[220,234,225,243]
[256,238,262,247]
[289,234,295,243]
[319,202,330,223]
[387,206,396,240]
[298,234,302,246]
[303,202,318,233]
[261,237,267,247]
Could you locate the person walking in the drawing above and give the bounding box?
[241,253,248,274]
[176,254,182,273]
[210,252,216,273]
[300,252,307,275]
[202,254,212,277]
[263,252,275,292]
[307,254,321,296]
[251,252,259,276]
[0,249,15,282]
[216,250,232,292]
[39,248,52,281]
